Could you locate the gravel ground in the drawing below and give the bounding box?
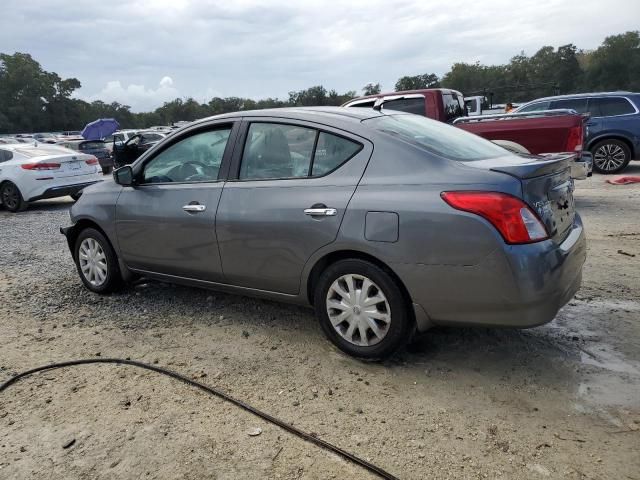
[1,167,639,479]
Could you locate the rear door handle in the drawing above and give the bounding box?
[304,207,337,216]
[182,204,206,213]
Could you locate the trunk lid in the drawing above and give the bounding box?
[16,145,98,178]
[469,153,576,241]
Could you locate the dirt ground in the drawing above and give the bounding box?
[1,166,639,480]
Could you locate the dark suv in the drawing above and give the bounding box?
[515,92,640,173]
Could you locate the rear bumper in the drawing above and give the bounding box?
[28,180,102,202]
[394,214,587,330]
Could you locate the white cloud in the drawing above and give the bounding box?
[83,77,180,112]
[3,0,640,110]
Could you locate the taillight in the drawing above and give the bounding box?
[441,191,548,244]
[566,125,583,152]
[85,157,99,165]
[21,162,61,170]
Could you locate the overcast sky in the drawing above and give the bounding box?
[2,0,639,112]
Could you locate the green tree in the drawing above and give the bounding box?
[362,82,381,96]
[394,73,439,91]
[586,31,640,90]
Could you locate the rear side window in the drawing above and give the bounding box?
[239,123,362,180]
[0,149,13,162]
[590,97,636,116]
[365,114,511,162]
[550,98,588,113]
[517,101,551,113]
[442,93,465,122]
[382,97,425,116]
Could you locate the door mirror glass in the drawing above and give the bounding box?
[113,165,134,186]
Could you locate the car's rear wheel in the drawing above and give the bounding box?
[0,181,28,212]
[74,228,122,293]
[591,139,631,174]
[314,259,413,360]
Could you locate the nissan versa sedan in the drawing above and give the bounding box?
[61,107,586,359]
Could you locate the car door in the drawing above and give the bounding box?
[116,121,238,282]
[216,118,372,294]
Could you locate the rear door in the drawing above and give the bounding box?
[584,96,638,144]
[216,118,372,294]
[115,121,238,281]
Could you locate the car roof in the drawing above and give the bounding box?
[190,106,395,131]
[524,91,639,103]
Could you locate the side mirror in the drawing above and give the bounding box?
[113,165,134,186]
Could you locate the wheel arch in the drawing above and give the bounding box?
[587,135,635,158]
[66,218,115,259]
[305,249,413,310]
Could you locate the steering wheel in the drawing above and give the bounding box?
[180,160,209,181]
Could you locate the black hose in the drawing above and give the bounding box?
[0,358,399,480]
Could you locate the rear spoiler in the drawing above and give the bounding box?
[489,152,576,179]
[453,109,587,125]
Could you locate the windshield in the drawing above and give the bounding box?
[364,114,512,162]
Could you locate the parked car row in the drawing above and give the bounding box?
[0,143,103,212]
[343,88,639,174]
[342,88,593,178]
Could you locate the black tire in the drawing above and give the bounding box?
[0,181,28,212]
[590,139,631,174]
[314,259,413,360]
[74,228,123,294]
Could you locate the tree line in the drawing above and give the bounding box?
[1,31,639,133]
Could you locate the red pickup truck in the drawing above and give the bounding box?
[342,89,592,178]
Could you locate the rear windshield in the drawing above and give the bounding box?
[364,114,511,162]
[80,141,105,150]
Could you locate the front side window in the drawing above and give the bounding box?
[550,98,588,113]
[142,127,231,184]
[591,97,636,116]
[517,101,550,113]
[382,97,426,116]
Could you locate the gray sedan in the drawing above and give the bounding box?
[62,107,586,359]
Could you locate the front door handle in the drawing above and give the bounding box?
[183,204,206,213]
[304,207,337,216]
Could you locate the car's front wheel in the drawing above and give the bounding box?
[314,259,413,360]
[591,139,631,174]
[0,181,28,212]
[74,228,122,293]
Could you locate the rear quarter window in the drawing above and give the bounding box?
[0,149,14,162]
[591,97,637,116]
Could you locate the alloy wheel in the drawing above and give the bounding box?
[78,238,108,287]
[594,144,626,172]
[1,184,19,210]
[326,274,391,347]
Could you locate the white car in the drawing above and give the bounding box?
[0,143,102,212]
